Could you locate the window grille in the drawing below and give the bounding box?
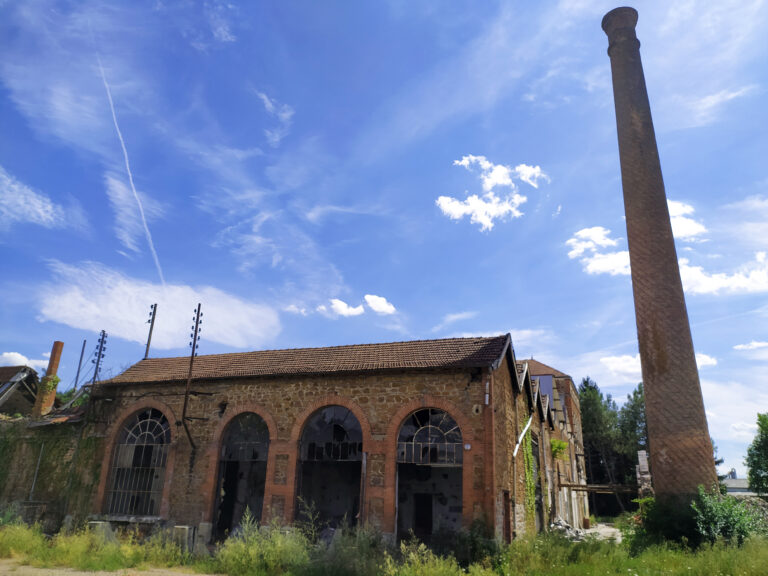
[299,405,363,461]
[105,408,170,517]
[397,408,463,466]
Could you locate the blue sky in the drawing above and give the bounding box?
[1,1,766,476]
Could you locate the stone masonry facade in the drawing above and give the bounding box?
[0,335,588,542]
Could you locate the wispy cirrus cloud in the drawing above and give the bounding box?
[0,166,85,231]
[432,311,477,333]
[38,261,280,349]
[105,173,164,254]
[437,155,548,231]
[255,91,295,148]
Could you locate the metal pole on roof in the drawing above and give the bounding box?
[181,303,202,450]
[74,339,86,391]
[144,303,157,359]
[91,331,107,385]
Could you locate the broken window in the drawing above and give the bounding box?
[105,408,170,517]
[214,412,270,538]
[297,405,363,528]
[396,408,463,541]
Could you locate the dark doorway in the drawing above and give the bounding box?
[297,405,363,529]
[413,493,433,536]
[214,413,269,539]
[396,408,463,542]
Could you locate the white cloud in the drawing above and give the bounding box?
[436,191,526,231]
[695,353,718,368]
[37,261,280,349]
[680,253,768,294]
[0,165,77,230]
[284,304,308,316]
[438,156,548,231]
[255,91,294,147]
[431,311,477,333]
[316,298,365,317]
[105,173,164,253]
[566,227,630,276]
[329,298,365,317]
[566,226,619,258]
[0,352,49,372]
[733,341,768,351]
[668,199,707,241]
[364,294,396,315]
[600,354,641,381]
[453,155,549,190]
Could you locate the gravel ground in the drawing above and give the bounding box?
[0,559,202,575]
[585,523,623,543]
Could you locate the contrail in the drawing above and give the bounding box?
[97,57,166,286]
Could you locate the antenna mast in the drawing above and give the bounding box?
[145,303,157,359]
[181,303,202,450]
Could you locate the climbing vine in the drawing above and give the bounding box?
[42,375,61,393]
[550,438,569,461]
[522,431,536,521]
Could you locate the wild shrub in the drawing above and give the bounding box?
[214,508,310,576]
[0,522,49,560]
[383,539,485,576]
[429,521,498,567]
[48,528,143,571]
[691,485,759,546]
[299,524,388,576]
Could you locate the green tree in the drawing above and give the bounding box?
[617,383,647,483]
[578,377,624,511]
[746,412,768,497]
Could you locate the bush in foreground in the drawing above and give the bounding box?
[2,514,768,575]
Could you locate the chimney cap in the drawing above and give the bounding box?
[602,7,638,36]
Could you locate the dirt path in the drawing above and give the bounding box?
[585,522,622,543]
[0,559,205,575]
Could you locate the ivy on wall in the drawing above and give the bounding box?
[522,431,536,521]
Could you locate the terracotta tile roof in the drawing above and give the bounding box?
[104,335,510,386]
[524,358,571,379]
[0,366,27,383]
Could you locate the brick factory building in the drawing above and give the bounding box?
[0,334,588,544]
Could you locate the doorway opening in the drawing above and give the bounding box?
[214,412,270,538]
[297,405,363,529]
[396,408,463,542]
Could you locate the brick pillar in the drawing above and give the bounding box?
[601,7,717,502]
[32,340,64,418]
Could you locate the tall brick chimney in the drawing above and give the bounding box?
[32,340,64,419]
[601,7,717,504]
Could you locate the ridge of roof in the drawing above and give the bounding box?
[104,335,510,386]
[525,358,571,379]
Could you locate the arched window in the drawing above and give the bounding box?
[300,405,363,462]
[397,408,463,466]
[106,408,170,517]
[215,412,270,537]
[396,408,463,540]
[297,405,363,528]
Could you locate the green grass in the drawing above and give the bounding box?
[1,520,767,575]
